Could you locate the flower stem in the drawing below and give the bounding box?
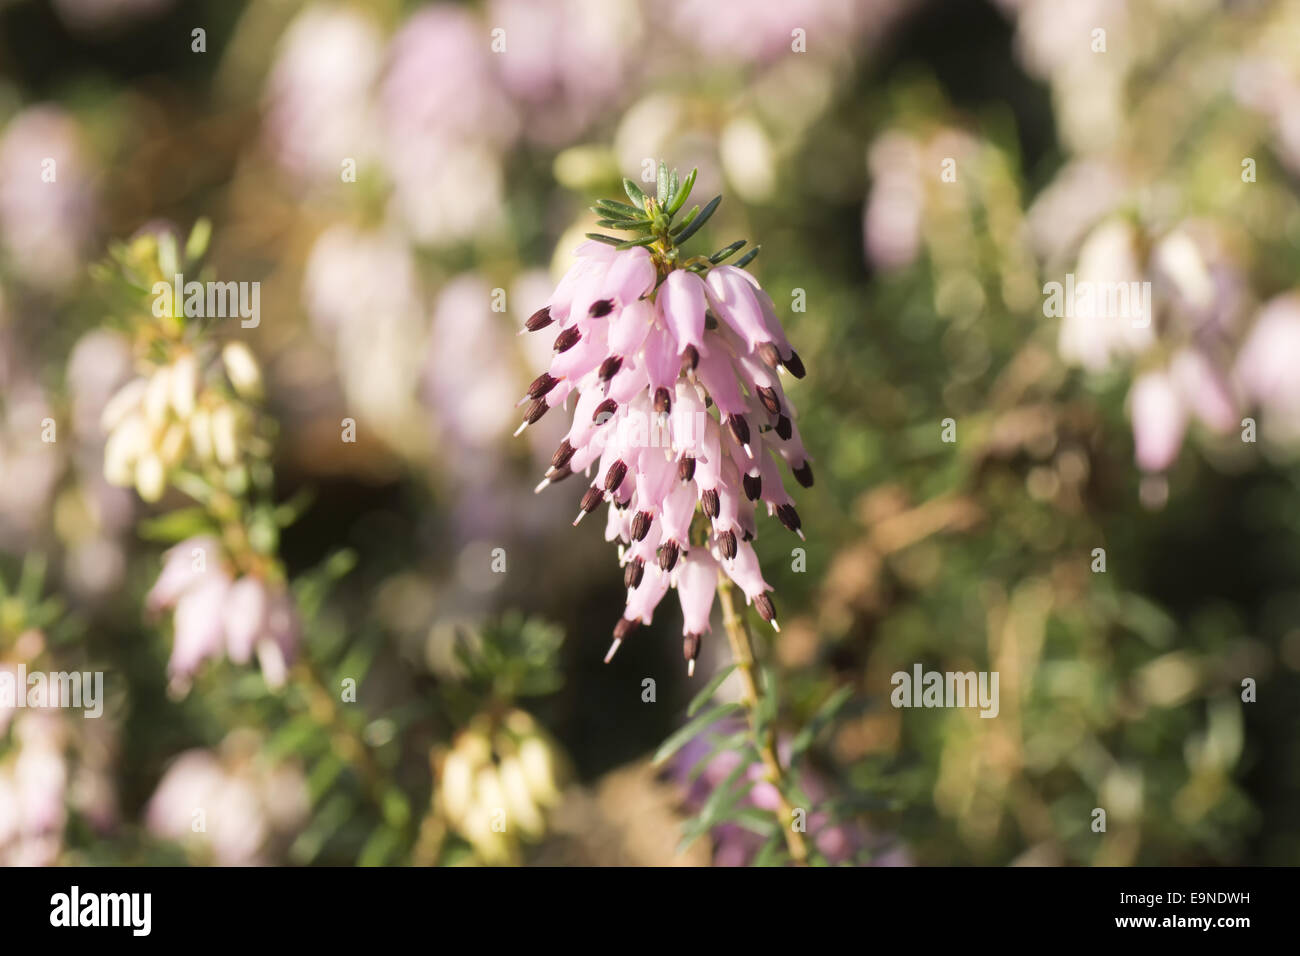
[292,658,387,811]
[716,574,809,866]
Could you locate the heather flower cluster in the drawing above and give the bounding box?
[94,224,299,693]
[517,168,812,673]
[146,537,300,691]
[431,710,564,865]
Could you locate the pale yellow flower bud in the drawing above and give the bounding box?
[462,809,509,865]
[441,750,474,824]
[504,710,536,735]
[135,453,166,502]
[144,366,172,427]
[473,765,507,833]
[497,755,544,837]
[189,407,214,461]
[102,378,147,432]
[169,351,198,418]
[210,403,240,466]
[518,735,561,806]
[159,422,188,466]
[222,342,263,399]
[104,413,149,486]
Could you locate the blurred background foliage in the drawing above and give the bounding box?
[1,0,1299,865]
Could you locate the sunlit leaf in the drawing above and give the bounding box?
[653,702,744,766]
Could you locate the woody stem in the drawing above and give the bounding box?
[716,573,809,865]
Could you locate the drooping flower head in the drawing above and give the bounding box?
[517,166,812,674]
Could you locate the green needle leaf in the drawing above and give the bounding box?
[708,240,747,263]
[623,177,648,211]
[653,702,743,766]
[665,167,697,216]
[585,232,624,246]
[687,664,738,717]
[185,217,212,263]
[590,206,635,222]
[615,235,658,249]
[790,685,855,759]
[733,245,761,268]
[595,198,644,218]
[672,205,700,236]
[672,194,721,246]
[595,218,650,230]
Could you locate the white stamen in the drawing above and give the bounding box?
[604,638,622,663]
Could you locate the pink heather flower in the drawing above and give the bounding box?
[148,537,299,690]
[1126,348,1239,475]
[487,0,642,145]
[1057,219,1155,374]
[1170,348,1237,435]
[263,6,385,185]
[379,5,516,244]
[302,224,428,449]
[517,173,812,673]
[1129,370,1187,473]
[863,132,924,272]
[423,275,523,452]
[1235,295,1300,439]
[0,374,63,549]
[0,106,96,290]
[666,0,898,66]
[0,713,68,866]
[146,739,308,866]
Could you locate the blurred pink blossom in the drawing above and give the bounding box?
[302,223,428,450]
[380,5,516,243]
[0,713,67,866]
[0,106,96,290]
[488,0,642,144]
[146,739,308,866]
[149,537,299,691]
[1235,295,1300,440]
[263,6,385,185]
[1129,370,1187,473]
[666,0,897,66]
